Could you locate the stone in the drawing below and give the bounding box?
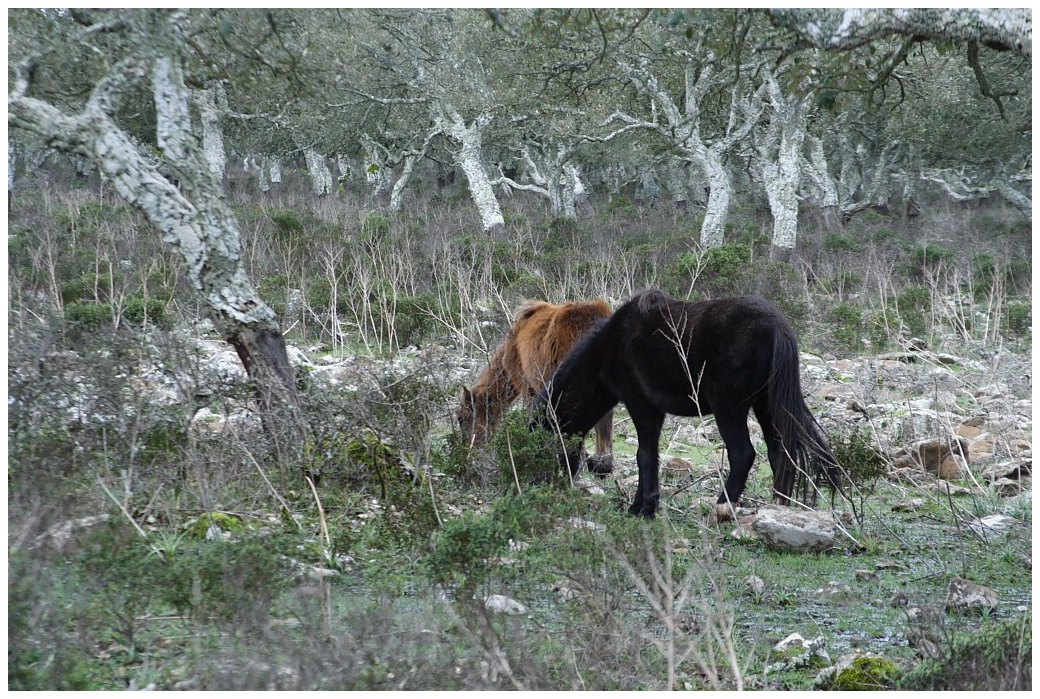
[566,517,605,532]
[744,575,766,597]
[751,507,836,553]
[574,479,605,496]
[892,498,924,512]
[991,477,1028,496]
[934,480,972,496]
[820,383,858,402]
[663,456,694,471]
[966,514,1016,536]
[898,437,971,477]
[815,580,858,605]
[905,606,945,658]
[945,577,998,614]
[969,439,995,460]
[484,594,527,615]
[982,460,1030,481]
[956,423,984,440]
[33,514,113,554]
[888,591,909,608]
[765,633,830,674]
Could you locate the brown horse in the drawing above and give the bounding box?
[459,298,614,474]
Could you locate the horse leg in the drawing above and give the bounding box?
[628,404,664,518]
[586,409,614,475]
[753,398,795,504]
[712,411,756,522]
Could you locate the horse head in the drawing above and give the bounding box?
[457,385,493,447]
[530,385,585,477]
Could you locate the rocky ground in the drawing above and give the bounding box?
[14,319,1032,689]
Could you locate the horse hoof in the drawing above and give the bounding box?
[627,502,656,519]
[708,503,736,525]
[586,454,614,476]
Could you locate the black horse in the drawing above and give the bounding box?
[534,289,839,519]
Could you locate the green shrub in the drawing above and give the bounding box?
[64,301,112,330]
[896,285,932,338]
[829,427,888,494]
[359,212,392,241]
[822,233,862,254]
[492,411,577,489]
[427,511,510,592]
[61,272,119,304]
[825,303,865,353]
[391,292,438,348]
[606,195,637,217]
[158,535,292,624]
[820,656,902,690]
[1003,300,1031,338]
[898,612,1030,690]
[122,295,169,329]
[270,208,304,238]
[905,242,952,276]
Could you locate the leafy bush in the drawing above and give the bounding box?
[122,295,169,329]
[61,272,119,304]
[359,212,392,241]
[390,292,438,348]
[492,411,576,489]
[825,303,865,353]
[829,427,888,495]
[898,612,1030,690]
[822,233,862,254]
[1002,300,1031,338]
[820,656,902,690]
[896,285,932,339]
[426,511,510,592]
[905,242,952,277]
[270,208,304,238]
[158,535,293,624]
[64,300,112,330]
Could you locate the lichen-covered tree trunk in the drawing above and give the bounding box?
[192,84,227,184]
[696,152,733,248]
[10,46,307,463]
[389,152,419,212]
[304,148,333,197]
[436,107,505,237]
[615,59,765,249]
[761,72,810,262]
[803,136,840,208]
[7,138,15,209]
[567,164,594,217]
[768,9,1032,58]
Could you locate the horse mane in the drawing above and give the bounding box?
[635,288,670,314]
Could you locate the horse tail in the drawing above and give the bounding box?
[768,328,841,507]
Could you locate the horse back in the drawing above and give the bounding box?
[515,299,611,393]
[615,292,789,415]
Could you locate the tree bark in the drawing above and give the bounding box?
[435,106,506,237]
[768,9,1032,58]
[304,148,333,197]
[760,69,809,262]
[9,26,307,461]
[192,83,227,184]
[613,58,766,248]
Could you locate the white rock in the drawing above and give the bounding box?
[484,594,527,615]
[751,507,836,552]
